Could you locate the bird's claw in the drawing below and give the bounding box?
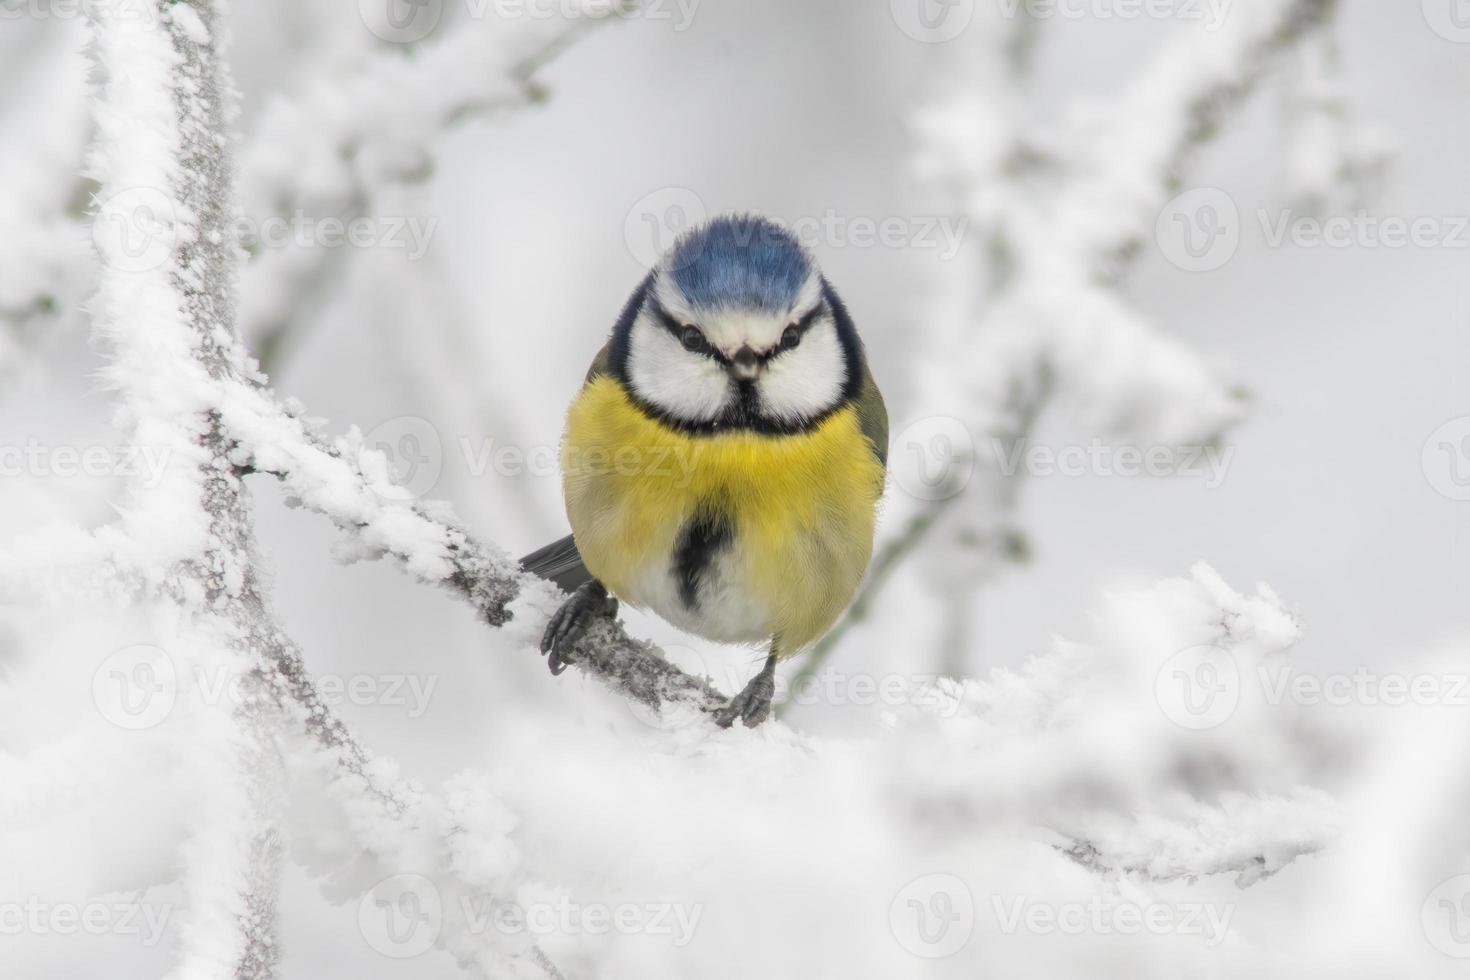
[540,581,617,675]
[716,657,777,728]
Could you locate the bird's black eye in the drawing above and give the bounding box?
[781,324,801,350]
[680,325,705,352]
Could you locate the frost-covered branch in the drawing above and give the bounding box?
[239,1,638,368]
[77,3,712,975]
[805,0,1360,681]
[219,384,727,715]
[884,563,1339,884]
[86,1,286,974]
[1,4,635,377]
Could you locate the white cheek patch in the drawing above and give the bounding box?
[626,314,731,422]
[757,320,847,423]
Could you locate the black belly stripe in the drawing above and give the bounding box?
[673,509,734,611]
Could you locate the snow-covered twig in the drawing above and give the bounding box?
[77,5,731,976]
[802,0,1354,682]
[218,384,727,716]
[85,2,287,975]
[239,1,638,368]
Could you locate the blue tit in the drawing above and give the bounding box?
[520,214,888,726]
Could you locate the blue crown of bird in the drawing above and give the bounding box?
[521,214,888,727]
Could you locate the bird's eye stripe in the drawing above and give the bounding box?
[647,300,686,337]
[645,297,728,362]
[768,303,826,357]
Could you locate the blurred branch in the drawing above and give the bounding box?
[240,1,640,371]
[1278,30,1393,214]
[799,0,1349,685]
[0,20,93,377]
[79,2,655,975]
[0,6,633,380]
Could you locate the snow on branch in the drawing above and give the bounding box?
[808,0,1366,678]
[85,1,286,975]
[238,1,638,367]
[0,4,635,376]
[80,1,611,975]
[3,4,1350,974]
[884,563,1340,886]
[218,384,728,717]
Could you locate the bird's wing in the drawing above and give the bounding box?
[584,340,613,385]
[519,534,593,593]
[520,342,617,592]
[853,354,888,468]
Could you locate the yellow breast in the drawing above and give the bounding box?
[561,377,884,655]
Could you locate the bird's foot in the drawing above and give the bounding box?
[540,581,618,676]
[716,654,778,728]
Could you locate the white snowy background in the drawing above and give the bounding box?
[0,0,1467,977]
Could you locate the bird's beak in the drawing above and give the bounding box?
[728,346,761,382]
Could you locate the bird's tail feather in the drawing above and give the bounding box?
[519,534,593,593]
